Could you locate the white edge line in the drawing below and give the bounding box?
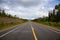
[0,26,18,38]
[47,27,60,34]
[0,22,28,38]
[34,22,60,34]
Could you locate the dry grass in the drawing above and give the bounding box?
[0,17,25,30]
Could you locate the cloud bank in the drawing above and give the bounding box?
[0,0,60,19]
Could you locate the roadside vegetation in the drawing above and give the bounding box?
[0,9,27,30]
[32,4,60,29]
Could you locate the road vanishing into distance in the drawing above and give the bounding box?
[0,22,60,40]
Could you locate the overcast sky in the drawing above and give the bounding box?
[0,0,60,19]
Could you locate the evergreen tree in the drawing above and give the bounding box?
[48,4,60,22]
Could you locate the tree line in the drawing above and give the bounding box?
[33,4,60,22]
[48,4,60,22]
[0,9,18,18]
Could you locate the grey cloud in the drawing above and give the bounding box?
[0,0,40,7]
[0,0,3,3]
[0,0,59,19]
[17,13,39,19]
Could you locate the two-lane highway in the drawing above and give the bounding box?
[0,22,60,40]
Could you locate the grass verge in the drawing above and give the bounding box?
[34,21,60,29]
[0,21,25,30]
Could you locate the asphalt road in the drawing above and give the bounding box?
[0,22,60,40]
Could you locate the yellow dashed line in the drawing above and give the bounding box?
[30,25,38,40]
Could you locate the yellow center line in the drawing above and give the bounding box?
[30,25,38,40]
